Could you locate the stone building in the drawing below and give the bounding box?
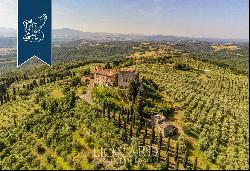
[80,74,94,83]
[93,67,139,88]
[151,114,177,137]
[117,68,139,88]
[94,67,117,87]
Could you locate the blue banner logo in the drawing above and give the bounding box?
[18,0,52,67]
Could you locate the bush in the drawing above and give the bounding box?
[71,77,80,87]
[178,135,191,154]
[183,122,193,135]
[81,68,91,76]
[36,144,46,155]
[174,63,193,71]
[0,141,6,152]
[156,162,167,170]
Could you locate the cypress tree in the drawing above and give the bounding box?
[107,105,110,120]
[130,121,133,142]
[166,137,170,153]
[175,159,179,170]
[30,83,33,90]
[157,146,161,163]
[128,81,138,102]
[125,159,132,170]
[6,92,10,102]
[12,87,16,101]
[142,123,147,145]
[113,108,116,120]
[138,117,143,133]
[157,133,163,163]
[33,80,37,87]
[174,142,179,161]
[123,116,127,131]
[12,87,16,96]
[158,133,163,150]
[131,105,134,119]
[132,112,136,126]
[183,149,189,168]
[137,96,143,117]
[206,165,209,170]
[39,78,43,86]
[102,101,106,117]
[127,108,130,121]
[136,126,140,138]
[118,110,121,127]
[192,158,197,170]
[13,115,17,127]
[150,124,155,145]
[0,95,3,105]
[42,77,45,85]
[166,150,169,170]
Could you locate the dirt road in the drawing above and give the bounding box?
[79,79,94,104]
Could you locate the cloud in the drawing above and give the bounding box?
[0,0,17,28]
[0,0,17,14]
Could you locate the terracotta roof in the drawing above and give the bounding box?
[119,67,137,73]
[94,67,117,77]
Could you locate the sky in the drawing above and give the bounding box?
[0,0,249,39]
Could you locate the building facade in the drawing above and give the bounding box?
[94,67,117,87]
[117,68,139,88]
[151,114,177,137]
[93,67,139,88]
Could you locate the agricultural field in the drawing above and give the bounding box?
[135,56,248,170]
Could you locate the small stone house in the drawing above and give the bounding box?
[151,114,177,137]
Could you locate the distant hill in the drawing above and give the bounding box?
[53,28,146,41]
[52,28,249,43]
[0,27,248,46]
[0,27,16,37]
[0,37,16,48]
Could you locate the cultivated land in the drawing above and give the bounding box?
[0,41,249,170]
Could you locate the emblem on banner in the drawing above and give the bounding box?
[18,0,52,67]
[23,14,48,43]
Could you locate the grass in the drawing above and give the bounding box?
[51,88,64,99]
[76,86,87,96]
[0,96,34,128]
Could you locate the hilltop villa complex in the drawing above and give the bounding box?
[93,67,139,88]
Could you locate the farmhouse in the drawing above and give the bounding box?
[93,67,139,88]
[151,114,177,137]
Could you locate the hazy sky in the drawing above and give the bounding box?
[0,0,249,39]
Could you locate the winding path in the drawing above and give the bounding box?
[79,79,94,104]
